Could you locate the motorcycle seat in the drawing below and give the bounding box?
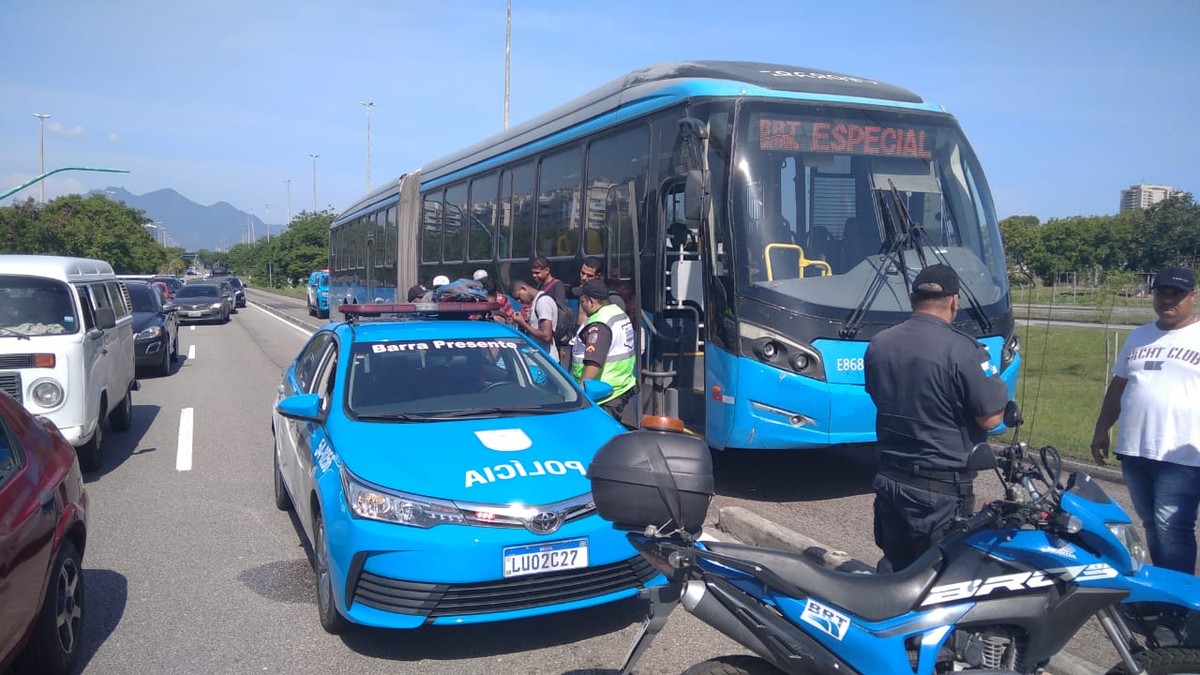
[701,542,942,622]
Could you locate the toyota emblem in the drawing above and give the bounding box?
[526,510,563,535]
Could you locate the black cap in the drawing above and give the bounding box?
[572,279,609,300]
[406,284,427,302]
[911,264,960,299]
[1151,267,1195,293]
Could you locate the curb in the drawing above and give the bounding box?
[715,506,1104,675]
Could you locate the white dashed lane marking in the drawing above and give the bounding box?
[176,407,194,471]
[187,344,196,360]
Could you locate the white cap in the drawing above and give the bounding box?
[432,275,450,286]
[472,269,489,281]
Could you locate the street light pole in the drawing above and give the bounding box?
[504,0,511,130]
[265,203,270,243]
[284,179,292,225]
[309,153,319,211]
[33,113,51,203]
[359,101,376,191]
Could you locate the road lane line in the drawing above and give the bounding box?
[187,344,196,360]
[177,407,194,471]
[190,325,195,330]
[250,302,314,337]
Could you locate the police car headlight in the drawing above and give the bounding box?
[31,379,64,408]
[342,469,466,528]
[1107,522,1147,572]
[136,325,163,340]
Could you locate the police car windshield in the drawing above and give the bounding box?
[347,338,583,419]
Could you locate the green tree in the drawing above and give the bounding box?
[1128,193,1200,271]
[0,194,168,272]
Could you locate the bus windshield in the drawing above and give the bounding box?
[730,104,1009,323]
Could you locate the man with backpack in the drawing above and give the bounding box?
[511,279,559,363]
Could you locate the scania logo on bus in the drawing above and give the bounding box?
[526,510,564,535]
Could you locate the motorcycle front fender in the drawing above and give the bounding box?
[1124,565,1200,610]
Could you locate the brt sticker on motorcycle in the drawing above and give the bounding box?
[800,599,850,641]
[922,564,1119,605]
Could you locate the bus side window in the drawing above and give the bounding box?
[74,284,96,331]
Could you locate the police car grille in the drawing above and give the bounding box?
[0,373,21,403]
[0,354,34,369]
[352,555,658,617]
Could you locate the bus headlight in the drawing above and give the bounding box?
[31,379,64,408]
[739,323,825,381]
[1001,333,1020,371]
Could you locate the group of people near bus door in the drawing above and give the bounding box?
[509,257,636,420]
[410,257,637,421]
[866,263,1200,577]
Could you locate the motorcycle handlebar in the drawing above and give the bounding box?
[957,503,1000,533]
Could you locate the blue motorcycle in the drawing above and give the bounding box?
[587,406,1200,674]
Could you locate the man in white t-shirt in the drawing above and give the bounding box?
[1092,266,1200,574]
[510,279,559,363]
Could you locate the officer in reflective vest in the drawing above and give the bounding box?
[570,279,636,419]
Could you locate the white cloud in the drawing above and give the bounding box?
[47,122,86,137]
[107,133,121,143]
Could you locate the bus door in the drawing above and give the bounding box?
[655,179,706,434]
[601,180,642,428]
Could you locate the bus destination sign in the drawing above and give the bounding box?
[757,118,933,158]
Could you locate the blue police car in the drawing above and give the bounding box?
[305,270,330,319]
[271,302,661,633]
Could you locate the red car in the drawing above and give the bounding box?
[0,391,88,675]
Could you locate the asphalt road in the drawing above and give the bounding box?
[47,287,1183,674]
[65,292,750,675]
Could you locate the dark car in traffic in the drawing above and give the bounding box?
[151,275,184,297]
[126,281,179,376]
[225,276,246,308]
[174,284,230,324]
[0,390,88,675]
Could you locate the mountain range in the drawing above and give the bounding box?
[90,187,267,252]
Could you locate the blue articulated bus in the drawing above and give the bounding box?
[328,60,1020,450]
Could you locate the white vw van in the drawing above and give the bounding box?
[0,255,138,471]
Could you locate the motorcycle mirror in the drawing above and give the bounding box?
[966,442,1000,471]
[1003,400,1023,428]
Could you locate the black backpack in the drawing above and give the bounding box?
[534,287,578,346]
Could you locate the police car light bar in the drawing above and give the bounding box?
[339,302,501,319]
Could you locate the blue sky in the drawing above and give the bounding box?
[3,1,1197,227]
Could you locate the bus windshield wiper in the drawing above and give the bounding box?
[841,181,992,338]
[840,187,915,339]
[885,180,992,334]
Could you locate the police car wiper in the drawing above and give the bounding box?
[423,406,560,419]
[354,412,439,422]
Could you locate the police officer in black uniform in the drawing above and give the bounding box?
[864,263,1008,572]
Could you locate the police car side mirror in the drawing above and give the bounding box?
[1003,401,1023,428]
[276,393,324,423]
[581,380,614,403]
